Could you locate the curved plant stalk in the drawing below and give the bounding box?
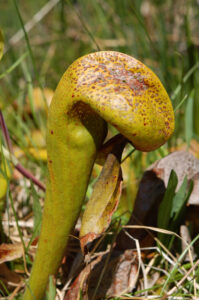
[23,51,174,300]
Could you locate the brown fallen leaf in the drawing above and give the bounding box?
[150,151,199,206]
[64,250,138,300]
[0,263,22,293]
[64,255,102,300]
[149,151,199,192]
[187,173,199,205]
[0,243,24,263]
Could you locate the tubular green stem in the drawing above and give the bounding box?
[23,51,174,300]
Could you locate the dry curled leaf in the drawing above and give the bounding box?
[149,151,199,205]
[187,173,199,205]
[64,250,138,300]
[0,243,24,263]
[80,145,125,251]
[149,151,199,191]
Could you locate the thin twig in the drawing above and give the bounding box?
[15,164,45,191]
